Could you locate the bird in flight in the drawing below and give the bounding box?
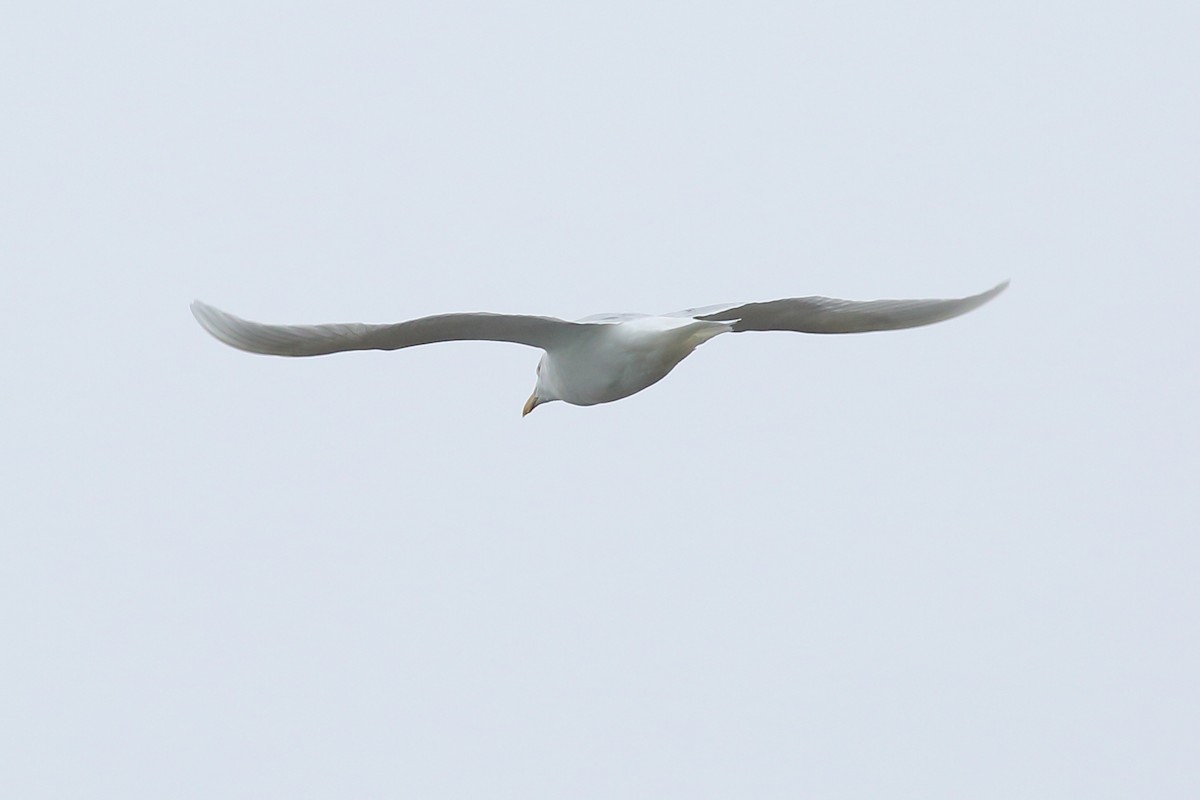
[191,281,1007,415]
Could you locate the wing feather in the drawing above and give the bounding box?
[687,281,1008,334]
[190,301,586,357]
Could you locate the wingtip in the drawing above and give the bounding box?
[189,299,208,319]
[979,280,1010,302]
[189,299,249,351]
[189,299,225,331]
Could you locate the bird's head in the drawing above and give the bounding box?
[522,354,558,416]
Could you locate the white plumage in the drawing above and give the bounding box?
[191,281,1007,414]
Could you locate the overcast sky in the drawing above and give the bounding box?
[3,1,1198,798]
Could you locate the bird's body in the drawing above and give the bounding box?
[536,316,732,406]
[191,281,1007,414]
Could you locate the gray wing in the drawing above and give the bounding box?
[190,301,588,357]
[674,281,1008,334]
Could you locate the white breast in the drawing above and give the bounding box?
[542,317,731,406]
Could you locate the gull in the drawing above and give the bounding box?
[191,281,1007,415]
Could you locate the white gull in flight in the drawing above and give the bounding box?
[191,281,1007,414]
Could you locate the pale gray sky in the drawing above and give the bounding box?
[3,1,1198,798]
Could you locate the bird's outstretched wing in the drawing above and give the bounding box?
[672,281,1008,334]
[190,301,588,356]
